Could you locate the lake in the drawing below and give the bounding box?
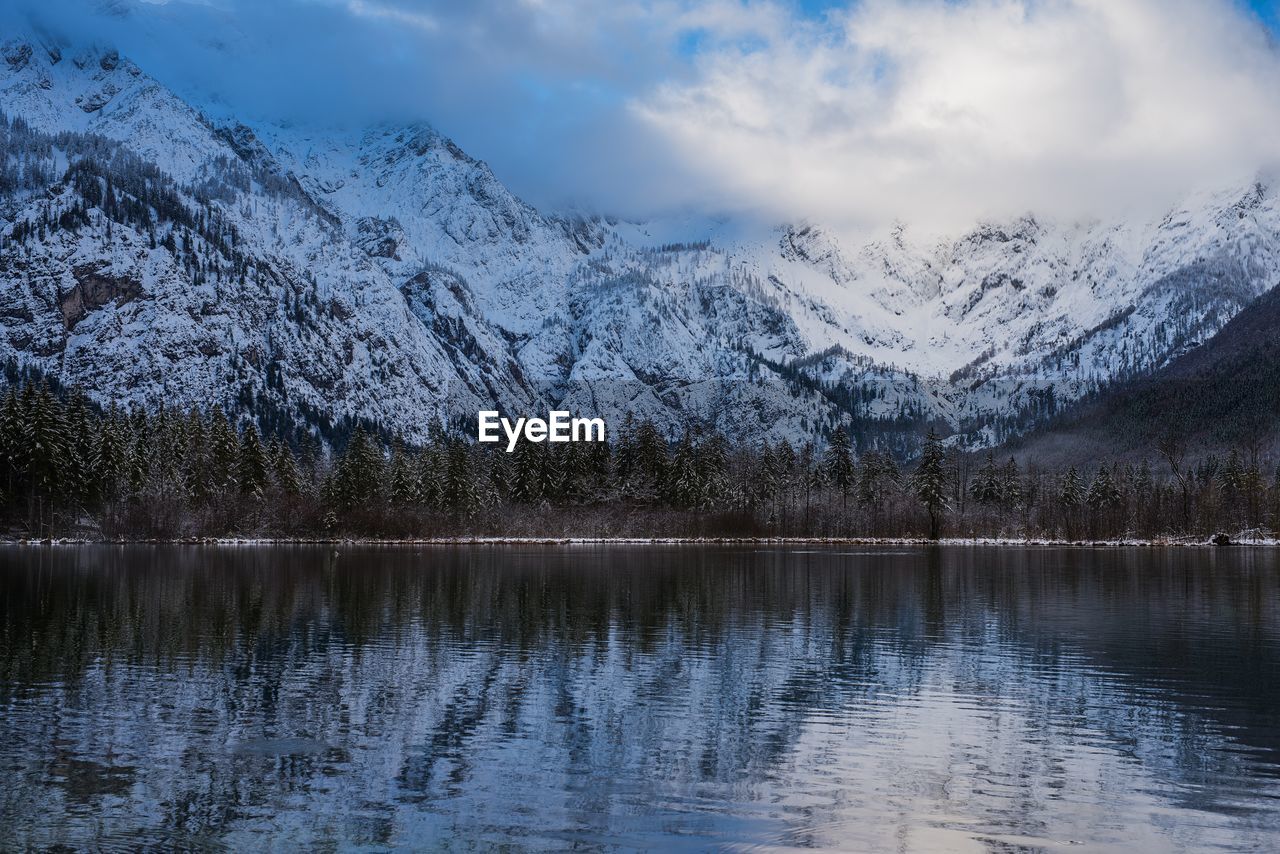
[1,545,1278,851]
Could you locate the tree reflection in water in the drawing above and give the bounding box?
[1,545,1278,851]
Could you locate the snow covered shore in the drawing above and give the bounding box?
[5,536,1278,547]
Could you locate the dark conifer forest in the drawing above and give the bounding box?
[2,375,1278,542]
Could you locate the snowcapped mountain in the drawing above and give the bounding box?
[3,32,1279,450]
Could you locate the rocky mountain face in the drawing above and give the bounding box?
[3,34,1279,450]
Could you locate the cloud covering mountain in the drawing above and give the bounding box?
[5,0,1280,231]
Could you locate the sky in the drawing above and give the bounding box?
[7,0,1280,232]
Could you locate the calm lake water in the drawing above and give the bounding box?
[1,545,1278,852]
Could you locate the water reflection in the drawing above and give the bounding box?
[1,545,1278,851]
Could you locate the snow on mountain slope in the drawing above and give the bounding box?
[253,121,855,441]
[692,186,1280,444]
[1,36,227,185]
[3,32,1280,451]
[0,38,539,441]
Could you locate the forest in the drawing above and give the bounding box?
[1,377,1278,543]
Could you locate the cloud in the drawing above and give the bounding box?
[5,0,1280,231]
[636,0,1280,230]
[343,1,439,32]
[3,0,713,212]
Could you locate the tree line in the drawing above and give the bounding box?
[2,379,1278,541]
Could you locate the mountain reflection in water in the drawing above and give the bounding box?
[1,545,1278,851]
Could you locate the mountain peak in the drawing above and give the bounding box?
[2,35,1279,450]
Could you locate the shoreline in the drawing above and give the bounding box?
[2,535,1277,548]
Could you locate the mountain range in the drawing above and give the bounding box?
[3,31,1279,454]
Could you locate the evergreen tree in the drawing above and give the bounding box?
[485,447,514,507]
[269,439,303,496]
[970,452,1002,505]
[237,425,269,498]
[857,451,898,520]
[823,427,856,507]
[560,443,590,503]
[758,443,782,509]
[668,434,701,509]
[181,408,209,499]
[333,428,383,509]
[1000,458,1022,509]
[90,411,128,506]
[698,434,729,509]
[1134,460,1153,498]
[911,430,949,539]
[442,443,478,516]
[126,427,150,497]
[629,419,668,500]
[22,384,71,533]
[417,447,443,510]
[510,440,544,505]
[206,407,240,494]
[62,393,95,508]
[1086,467,1121,511]
[540,443,565,504]
[0,388,24,502]
[387,440,421,506]
[587,441,614,499]
[1060,466,1085,508]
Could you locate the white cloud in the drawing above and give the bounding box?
[344,1,438,32]
[634,0,1280,230]
[9,0,1279,229]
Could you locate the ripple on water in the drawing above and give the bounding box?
[0,544,1278,851]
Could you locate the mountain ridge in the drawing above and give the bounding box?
[3,32,1279,453]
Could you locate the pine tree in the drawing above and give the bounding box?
[62,393,95,509]
[181,408,208,500]
[698,433,729,509]
[269,439,303,496]
[510,440,544,504]
[560,443,590,503]
[90,410,128,506]
[758,443,781,508]
[143,407,180,498]
[485,446,514,507]
[970,451,1002,505]
[587,440,614,499]
[126,427,150,497]
[630,419,668,500]
[1060,466,1085,508]
[540,443,565,504]
[1134,459,1153,498]
[206,407,240,494]
[1220,449,1243,494]
[1086,466,1122,537]
[443,443,478,516]
[668,434,701,509]
[0,387,24,503]
[23,384,72,532]
[1000,458,1022,509]
[387,440,421,506]
[823,426,856,507]
[911,430,949,539]
[612,414,637,488]
[1086,467,1121,511]
[417,446,443,510]
[334,428,382,509]
[237,424,269,498]
[857,451,892,513]
[1271,468,1280,534]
